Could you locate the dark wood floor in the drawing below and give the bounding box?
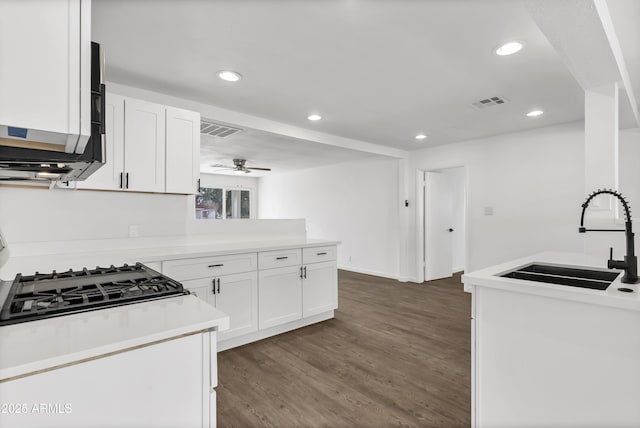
[217,270,471,428]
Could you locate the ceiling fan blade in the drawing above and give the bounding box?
[210,164,234,169]
[246,167,271,171]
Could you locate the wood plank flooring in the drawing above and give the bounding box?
[217,270,471,428]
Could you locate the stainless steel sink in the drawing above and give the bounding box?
[500,263,621,290]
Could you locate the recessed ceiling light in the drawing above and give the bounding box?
[307,114,322,121]
[217,70,242,82]
[415,134,428,140]
[526,110,544,117]
[495,41,524,56]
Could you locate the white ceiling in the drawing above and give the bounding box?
[92,0,588,152]
[199,125,381,177]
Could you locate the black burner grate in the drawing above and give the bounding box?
[0,263,188,326]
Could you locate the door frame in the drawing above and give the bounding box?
[415,165,468,283]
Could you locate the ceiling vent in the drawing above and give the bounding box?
[200,119,244,138]
[471,96,509,110]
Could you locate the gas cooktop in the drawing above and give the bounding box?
[0,263,188,326]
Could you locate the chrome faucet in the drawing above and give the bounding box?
[579,189,639,284]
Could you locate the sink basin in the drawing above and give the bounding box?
[500,263,620,290]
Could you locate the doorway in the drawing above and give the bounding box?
[417,166,466,282]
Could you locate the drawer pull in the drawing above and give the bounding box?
[276,256,289,260]
[317,252,327,256]
[208,264,224,268]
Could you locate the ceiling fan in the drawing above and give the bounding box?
[210,158,271,175]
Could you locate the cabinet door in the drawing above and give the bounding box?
[303,261,338,317]
[0,0,90,152]
[215,271,258,341]
[182,279,215,306]
[0,333,204,428]
[123,98,166,192]
[77,92,125,190]
[165,107,200,194]
[258,265,302,329]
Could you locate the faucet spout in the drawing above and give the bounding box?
[579,189,639,284]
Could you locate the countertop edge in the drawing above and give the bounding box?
[462,252,640,311]
[0,316,230,382]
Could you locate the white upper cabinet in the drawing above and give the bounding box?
[78,92,200,194]
[0,0,91,153]
[123,98,166,193]
[166,107,201,194]
[77,93,125,190]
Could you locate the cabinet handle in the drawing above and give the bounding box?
[276,256,288,260]
[211,278,216,295]
[317,252,327,256]
[125,172,129,189]
[208,264,224,268]
[303,266,307,279]
[197,179,201,193]
[119,172,124,189]
[300,266,304,279]
[217,278,221,294]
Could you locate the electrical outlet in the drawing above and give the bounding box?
[128,224,139,238]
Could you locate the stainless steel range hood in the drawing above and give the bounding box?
[0,41,105,182]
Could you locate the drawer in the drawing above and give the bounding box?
[303,245,337,264]
[258,248,302,270]
[163,252,257,281]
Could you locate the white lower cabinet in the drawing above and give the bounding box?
[258,265,303,329]
[184,272,258,341]
[0,331,217,428]
[164,244,337,350]
[303,260,338,317]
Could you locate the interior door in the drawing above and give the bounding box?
[425,171,453,281]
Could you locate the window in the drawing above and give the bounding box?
[196,187,251,219]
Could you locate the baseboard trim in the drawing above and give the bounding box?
[338,266,420,283]
[218,311,334,352]
[337,265,398,280]
[398,276,419,283]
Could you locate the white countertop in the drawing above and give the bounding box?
[462,252,640,311]
[0,237,340,281]
[0,236,338,381]
[0,294,229,381]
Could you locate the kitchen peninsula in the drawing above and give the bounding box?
[463,252,640,427]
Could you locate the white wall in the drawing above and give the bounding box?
[619,128,640,218]
[0,187,190,243]
[443,167,466,272]
[259,157,401,279]
[409,122,587,275]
